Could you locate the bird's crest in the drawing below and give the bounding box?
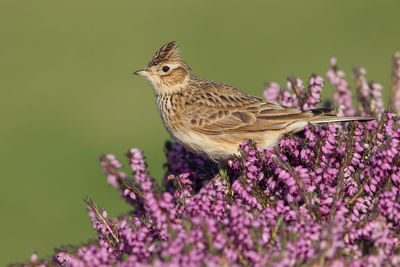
[148,41,181,67]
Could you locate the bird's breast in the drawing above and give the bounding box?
[156,94,184,133]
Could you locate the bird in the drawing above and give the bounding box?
[134,41,371,167]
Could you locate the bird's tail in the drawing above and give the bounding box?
[307,108,374,124]
[309,116,373,124]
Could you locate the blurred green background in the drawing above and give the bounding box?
[1,0,399,264]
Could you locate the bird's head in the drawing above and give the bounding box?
[134,41,191,96]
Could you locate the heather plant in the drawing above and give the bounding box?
[14,55,400,267]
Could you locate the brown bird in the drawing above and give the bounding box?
[134,41,371,166]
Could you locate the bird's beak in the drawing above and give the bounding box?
[133,69,149,77]
[133,69,160,77]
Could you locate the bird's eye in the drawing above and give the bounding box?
[162,66,170,72]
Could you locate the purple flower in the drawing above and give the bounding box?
[326,57,355,116]
[303,75,323,110]
[370,82,384,117]
[16,55,400,267]
[390,52,400,114]
[264,82,281,102]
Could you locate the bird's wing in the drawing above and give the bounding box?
[182,82,322,135]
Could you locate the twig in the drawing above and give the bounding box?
[84,196,120,244]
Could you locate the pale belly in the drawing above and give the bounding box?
[171,130,282,164]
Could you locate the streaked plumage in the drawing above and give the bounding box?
[134,41,371,166]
